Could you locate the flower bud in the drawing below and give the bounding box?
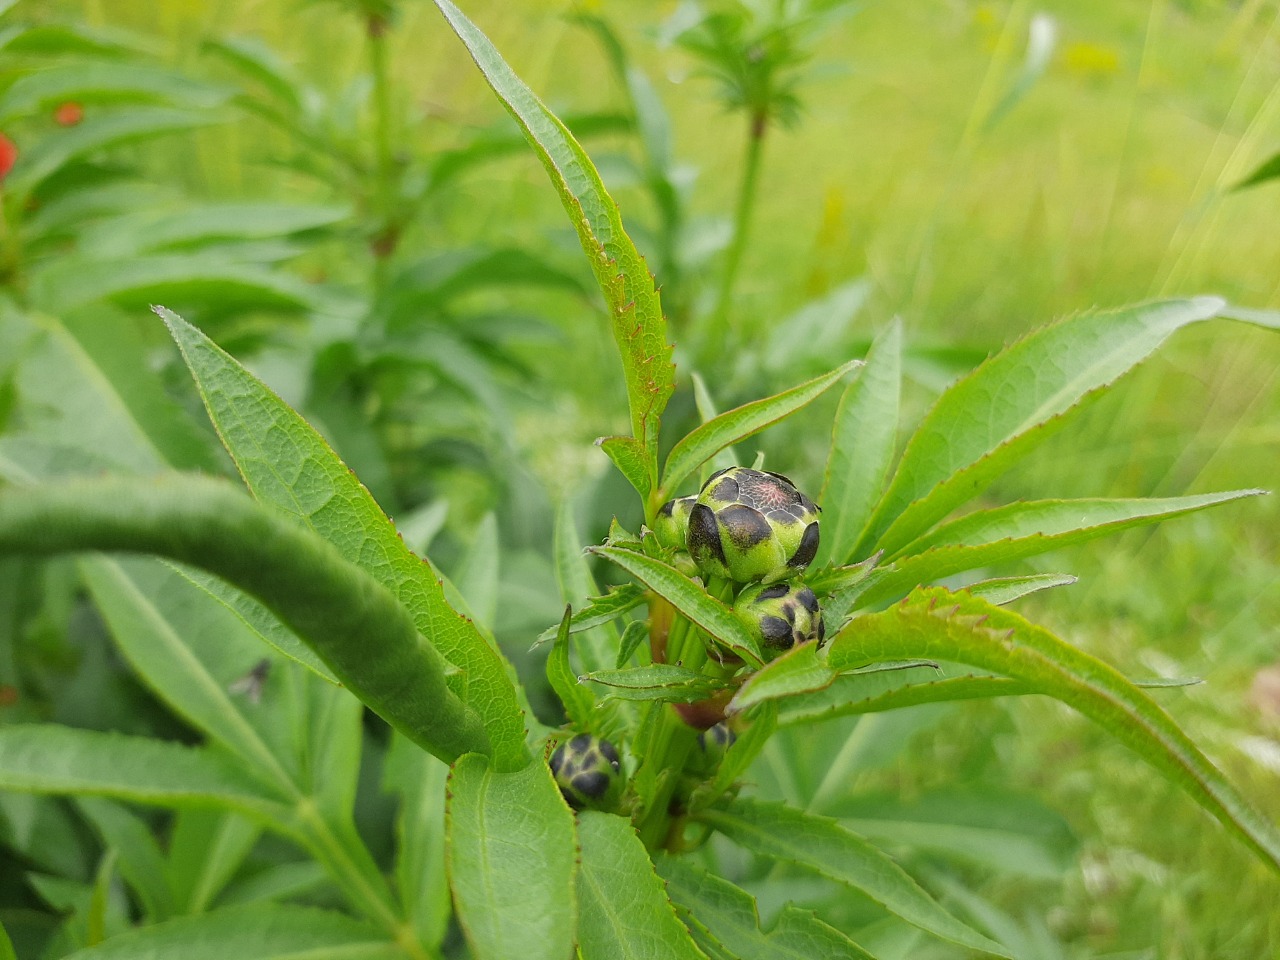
[653,496,697,552]
[686,467,819,583]
[549,733,622,810]
[734,581,824,656]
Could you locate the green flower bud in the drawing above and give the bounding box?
[653,496,697,552]
[549,733,622,810]
[686,721,737,777]
[734,580,825,656]
[686,467,820,584]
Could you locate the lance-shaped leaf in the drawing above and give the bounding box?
[447,754,577,960]
[76,798,175,922]
[0,725,289,821]
[853,490,1264,607]
[687,702,777,814]
[383,736,450,951]
[576,811,708,960]
[616,621,648,669]
[552,503,628,675]
[660,360,860,498]
[57,904,401,960]
[961,573,1076,606]
[858,297,1233,557]
[0,474,490,765]
[730,645,939,716]
[1233,150,1280,191]
[821,319,902,568]
[826,588,1280,872]
[549,606,597,723]
[658,855,875,960]
[597,436,654,502]
[433,0,673,470]
[590,546,763,665]
[699,799,1011,957]
[779,671,1025,727]
[159,307,529,770]
[581,664,729,703]
[534,583,644,648]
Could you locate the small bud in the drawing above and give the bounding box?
[687,467,819,584]
[54,102,84,127]
[734,580,824,657]
[653,496,697,552]
[549,733,622,810]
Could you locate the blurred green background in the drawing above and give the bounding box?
[2,0,1278,956]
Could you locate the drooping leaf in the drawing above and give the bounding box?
[858,298,1232,557]
[700,798,1011,957]
[576,811,708,960]
[0,725,290,820]
[0,474,490,765]
[58,904,400,960]
[826,587,1280,873]
[820,318,902,567]
[590,546,763,665]
[660,359,860,498]
[658,855,875,960]
[447,754,577,960]
[581,664,729,703]
[855,490,1264,607]
[159,307,529,770]
[0,62,231,123]
[5,107,218,197]
[431,0,674,475]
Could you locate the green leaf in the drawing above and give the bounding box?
[77,202,350,256]
[455,512,499,631]
[856,490,1263,607]
[701,798,1010,957]
[0,62,231,123]
[826,588,1280,873]
[590,546,764,666]
[0,725,289,820]
[836,787,1078,881]
[690,373,740,480]
[165,810,261,915]
[535,584,645,649]
[960,573,1077,606]
[0,474,490,765]
[615,620,649,669]
[820,319,902,567]
[159,307,529,770]
[731,650,940,716]
[660,359,859,498]
[576,811,708,960]
[5,107,218,197]
[383,735,450,951]
[59,904,400,960]
[779,671,1026,727]
[859,297,1231,556]
[597,435,654,502]
[31,254,326,315]
[202,36,305,112]
[658,855,876,960]
[432,0,674,471]
[1232,150,1280,191]
[549,606,597,723]
[447,754,577,960]
[75,798,175,922]
[581,664,729,703]
[687,702,777,813]
[0,916,14,960]
[79,557,301,798]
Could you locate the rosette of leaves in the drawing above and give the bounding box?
[0,5,1278,960]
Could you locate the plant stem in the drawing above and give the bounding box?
[367,13,399,286]
[711,109,768,332]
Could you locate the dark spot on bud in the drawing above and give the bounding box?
[572,771,609,798]
[549,748,566,775]
[760,615,793,648]
[688,503,726,565]
[817,616,826,643]
[710,476,740,502]
[797,587,820,614]
[764,470,797,488]
[783,603,796,625]
[569,733,592,752]
[788,521,820,569]
[702,467,732,491]
[598,739,620,769]
[757,583,790,601]
[720,504,772,549]
[658,499,676,517]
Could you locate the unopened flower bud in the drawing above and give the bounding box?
[734,580,824,657]
[687,467,819,584]
[549,733,622,810]
[653,496,697,552]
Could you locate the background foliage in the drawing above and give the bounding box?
[1,0,1278,957]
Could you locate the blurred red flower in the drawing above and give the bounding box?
[0,133,17,181]
[55,101,84,126]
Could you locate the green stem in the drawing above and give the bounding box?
[367,13,400,284]
[711,110,768,331]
